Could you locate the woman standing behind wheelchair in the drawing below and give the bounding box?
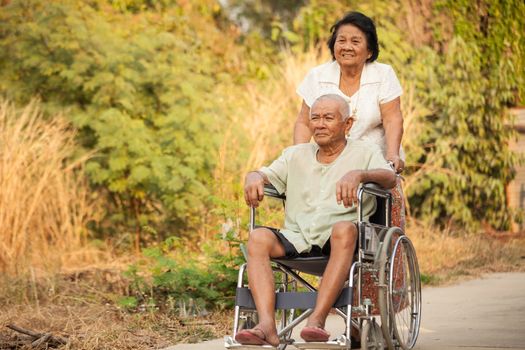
[294,11,406,229]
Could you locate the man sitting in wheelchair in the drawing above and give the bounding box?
[238,94,396,347]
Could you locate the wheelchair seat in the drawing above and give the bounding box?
[271,256,328,276]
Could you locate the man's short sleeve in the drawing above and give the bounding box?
[296,68,319,107]
[378,65,403,104]
[259,148,292,194]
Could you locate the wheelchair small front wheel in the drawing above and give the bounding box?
[236,310,258,332]
[360,319,385,350]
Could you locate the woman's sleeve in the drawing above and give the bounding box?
[378,65,403,104]
[296,68,319,107]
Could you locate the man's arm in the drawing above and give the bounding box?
[336,169,396,208]
[244,171,270,208]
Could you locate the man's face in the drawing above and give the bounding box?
[309,99,352,147]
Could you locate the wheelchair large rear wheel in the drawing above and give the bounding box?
[388,235,421,349]
[377,227,421,350]
[377,227,400,350]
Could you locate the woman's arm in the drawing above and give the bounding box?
[293,100,312,144]
[380,97,404,173]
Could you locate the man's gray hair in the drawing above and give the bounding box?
[310,94,352,121]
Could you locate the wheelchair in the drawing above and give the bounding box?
[225,183,421,350]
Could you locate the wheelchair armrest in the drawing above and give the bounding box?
[264,183,286,200]
[361,182,391,199]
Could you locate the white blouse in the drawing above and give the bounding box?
[296,60,404,159]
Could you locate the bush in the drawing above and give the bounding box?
[121,232,244,315]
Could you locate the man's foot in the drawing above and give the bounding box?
[300,326,330,342]
[235,326,279,347]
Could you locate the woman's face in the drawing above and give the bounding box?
[334,24,371,68]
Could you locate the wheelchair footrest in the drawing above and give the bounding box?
[292,335,351,349]
[224,336,277,349]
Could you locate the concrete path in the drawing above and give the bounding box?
[164,272,525,350]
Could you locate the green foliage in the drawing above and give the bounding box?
[0,0,245,238]
[407,0,524,228]
[121,233,244,313]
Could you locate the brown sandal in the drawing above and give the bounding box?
[300,326,330,342]
[235,327,271,346]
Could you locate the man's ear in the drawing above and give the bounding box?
[344,118,354,135]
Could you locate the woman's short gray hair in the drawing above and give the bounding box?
[310,94,352,121]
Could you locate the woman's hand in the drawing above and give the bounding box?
[387,155,405,174]
[336,170,364,208]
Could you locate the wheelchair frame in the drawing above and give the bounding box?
[225,183,421,350]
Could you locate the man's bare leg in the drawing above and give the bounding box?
[305,221,357,330]
[242,227,286,346]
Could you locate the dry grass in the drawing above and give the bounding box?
[407,221,525,284]
[0,100,106,276]
[0,269,231,349]
[0,226,522,350]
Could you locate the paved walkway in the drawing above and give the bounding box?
[164,272,525,350]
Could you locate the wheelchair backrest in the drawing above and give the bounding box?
[368,195,389,226]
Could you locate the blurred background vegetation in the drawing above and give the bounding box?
[0,0,524,341]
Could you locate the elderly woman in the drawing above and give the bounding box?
[294,11,406,228]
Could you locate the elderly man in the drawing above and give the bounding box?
[236,94,396,347]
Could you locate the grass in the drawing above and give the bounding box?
[0,269,231,349]
[0,100,105,277]
[1,226,523,349]
[408,221,525,285]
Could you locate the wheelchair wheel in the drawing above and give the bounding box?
[275,308,294,350]
[388,235,421,349]
[377,227,421,350]
[360,319,385,350]
[377,227,400,350]
[274,273,296,350]
[236,310,258,332]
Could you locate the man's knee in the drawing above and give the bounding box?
[247,228,277,255]
[330,221,357,247]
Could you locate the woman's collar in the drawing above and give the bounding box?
[319,60,382,86]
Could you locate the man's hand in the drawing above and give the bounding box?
[336,170,364,208]
[244,171,266,208]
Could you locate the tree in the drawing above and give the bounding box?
[407,0,524,229]
[0,0,245,244]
